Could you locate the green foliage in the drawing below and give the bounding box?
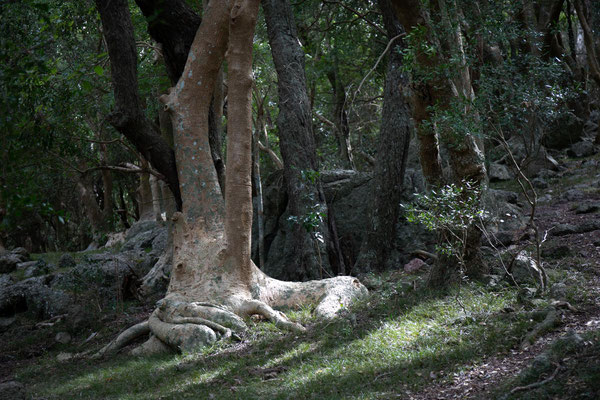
[403,182,485,259]
[15,277,541,400]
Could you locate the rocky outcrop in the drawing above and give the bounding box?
[0,248,29,274]
[0,220,168,330]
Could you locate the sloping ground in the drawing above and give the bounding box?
[1,155,599,399]
[411,153,600,399]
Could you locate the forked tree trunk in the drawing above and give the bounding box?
[97,0,366,356]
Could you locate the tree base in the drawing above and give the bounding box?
[97,273,367,357]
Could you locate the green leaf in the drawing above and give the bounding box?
[93,65,104,76]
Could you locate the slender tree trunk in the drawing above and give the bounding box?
[356,0,411,271]
[262,0,346,279]
[326,63,355,169]
[98,142,114,228]
[390,0,486,284]
[117,184,131,229]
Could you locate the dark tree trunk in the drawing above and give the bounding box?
[262,0,346,280]
[134,0,226,192]
[356,0,412,271]
[95,0,182,210]
[133,0,201,84]
[326,63,354,169]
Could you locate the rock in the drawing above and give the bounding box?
[567,140,596,158]
[538,194,553,203]
[104,231,125,248]
[404,258,426,273]
[58,253,77,269]
[150,228,168,255]
[551,223,578,236]
[574,202,600,214]
[532,177,548,189]
[15,260,37,271]
[11,247,28,257]
[0,316,16,331]
[55,331,72,344]
[489,162,512,181]
[0,274,13,287]
[23,260,50,278]
[125,220,162,242]
[510,252,542,284]
[542,111,585,149]
[139,251,172,300]
[527,149,560,176]
[56,352,75,362]
[552,221,600,236]
[0,249,29,274]
[549,282,567,299]
[0,381,25,400]
[541,244,572,259]
[488,189,519,205]
[537,169,557,179]
[562,189,585,202]
[0,275,72,319]
[121,221,166,252]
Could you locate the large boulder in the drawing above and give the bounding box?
[488,162,512,181]
[0,248,30,274]
[542,111,585,149]
[0,275,71,319]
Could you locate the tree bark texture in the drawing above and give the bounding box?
[356,0,412,271]
[262,0,346,280]
[390,0,486,188]
[135,0,227,191]
[390,0,486,283]
[102,0,366,356]
[95,0,182,210]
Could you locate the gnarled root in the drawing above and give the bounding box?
[241,299,306,333]
[92,320,150,359]
[98,273,367,357]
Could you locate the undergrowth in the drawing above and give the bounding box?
[15,272,546,400]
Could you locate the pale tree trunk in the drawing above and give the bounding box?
[137,159,155,221]
[135,0,227,192]
[95,0,366,357]
[262,0,347,279]
[356,0,411,271]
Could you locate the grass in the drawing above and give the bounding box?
[15,273,546,400]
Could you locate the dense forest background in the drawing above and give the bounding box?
[2,0,600,399]
[2,0,597,263]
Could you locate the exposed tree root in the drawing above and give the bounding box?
[509,362,561,395]
[96,272,367,357]
[92,320,150,359]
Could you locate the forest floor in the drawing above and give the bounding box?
[1,153,600,399]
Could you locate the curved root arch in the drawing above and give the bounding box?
[95,270,367,357]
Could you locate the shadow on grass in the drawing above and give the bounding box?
[20,281,534,400]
